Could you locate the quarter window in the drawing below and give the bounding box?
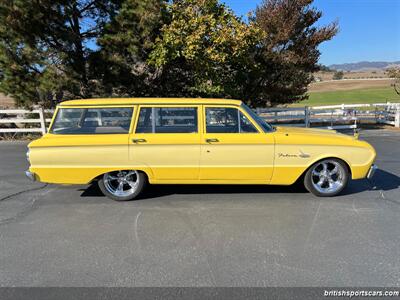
[136,107,198,133]
[51,107,133,134]
[206,107,258,133]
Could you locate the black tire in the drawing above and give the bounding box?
[304,158,349,197]
[98,170,147,201]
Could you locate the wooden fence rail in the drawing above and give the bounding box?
[1,102,399,135]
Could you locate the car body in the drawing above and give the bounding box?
[26,98,377,200]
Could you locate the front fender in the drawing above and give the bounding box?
[270,143,376,185]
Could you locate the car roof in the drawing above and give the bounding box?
[59,98,243,107]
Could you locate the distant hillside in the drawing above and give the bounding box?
[329,61,400,72]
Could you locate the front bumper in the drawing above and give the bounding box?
[25,170,36,182]
[367,164,378,179]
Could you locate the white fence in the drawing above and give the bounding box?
[0,102,399,135]
[0,108,53,134]
[256,102,400,130]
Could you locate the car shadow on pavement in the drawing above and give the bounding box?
[367,169,400,190]
[337,169,400,196]
[79,169,400,200]
[80,180,309,199]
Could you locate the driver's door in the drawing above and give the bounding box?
[200,105,275,181]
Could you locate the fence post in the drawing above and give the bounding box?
[38,107,46,135]
[395,104,400,128]
[304,106,310,128]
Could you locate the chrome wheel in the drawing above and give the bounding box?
[310,160,346,194]
[103,170,140,198]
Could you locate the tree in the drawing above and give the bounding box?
[386,67,400,95]
[333,70,344,80]
[249,0,338,106]
[0,0,339,108]
[148,0,262,98]
[96,0,168,97]
[0,0,120,107]
[318,64,333,72]
[148,0,338,106]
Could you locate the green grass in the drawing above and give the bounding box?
[291,87,400,107]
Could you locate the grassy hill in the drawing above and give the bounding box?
[291,87,400,107]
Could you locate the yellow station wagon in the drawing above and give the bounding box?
[26,98,377,200]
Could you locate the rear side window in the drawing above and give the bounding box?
[136,107,198,133]
[51,107,133,134]
[206,107,258,133]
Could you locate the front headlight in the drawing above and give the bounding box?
[26,148,30,163]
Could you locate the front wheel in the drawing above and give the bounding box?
[304,159,349,197]
[98,170,146,201]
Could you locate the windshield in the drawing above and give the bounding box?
[241,103,274,133]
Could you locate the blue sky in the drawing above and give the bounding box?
[222,0,400,65]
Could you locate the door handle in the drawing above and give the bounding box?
[206,138,219,143]
[132,138,147,143]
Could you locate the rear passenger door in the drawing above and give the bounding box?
[129,105,201,180]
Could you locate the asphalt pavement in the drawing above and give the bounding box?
[0,130,399,287]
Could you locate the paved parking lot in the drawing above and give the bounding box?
[0,130,399,287]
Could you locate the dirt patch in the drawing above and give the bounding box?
[0,93,15,108]
[309,78,395,93]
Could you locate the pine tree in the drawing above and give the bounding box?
[96,0,168,97]
[249,0,338,106]
[0,0,119,107]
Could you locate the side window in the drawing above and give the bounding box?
[51,107,133,134]
[206,107,258,133]
[239,111,258,133]
[136,107,198,133]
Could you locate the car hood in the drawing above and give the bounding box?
[273,126,367,147]
[275,126,341,136]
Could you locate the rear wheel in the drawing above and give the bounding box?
[98,170,146,201]
[304,159,349,197]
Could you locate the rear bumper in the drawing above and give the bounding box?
[25,170,36,182]
[367,164,378,179]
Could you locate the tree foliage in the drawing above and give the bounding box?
[386,67,400,95]
[0,0,120,107]
[333,70,344,80]
[0,0,338,108]
[318,64,333,72]
[249,0,338,106]
[148,0,262,98]
[97,0,168,97]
